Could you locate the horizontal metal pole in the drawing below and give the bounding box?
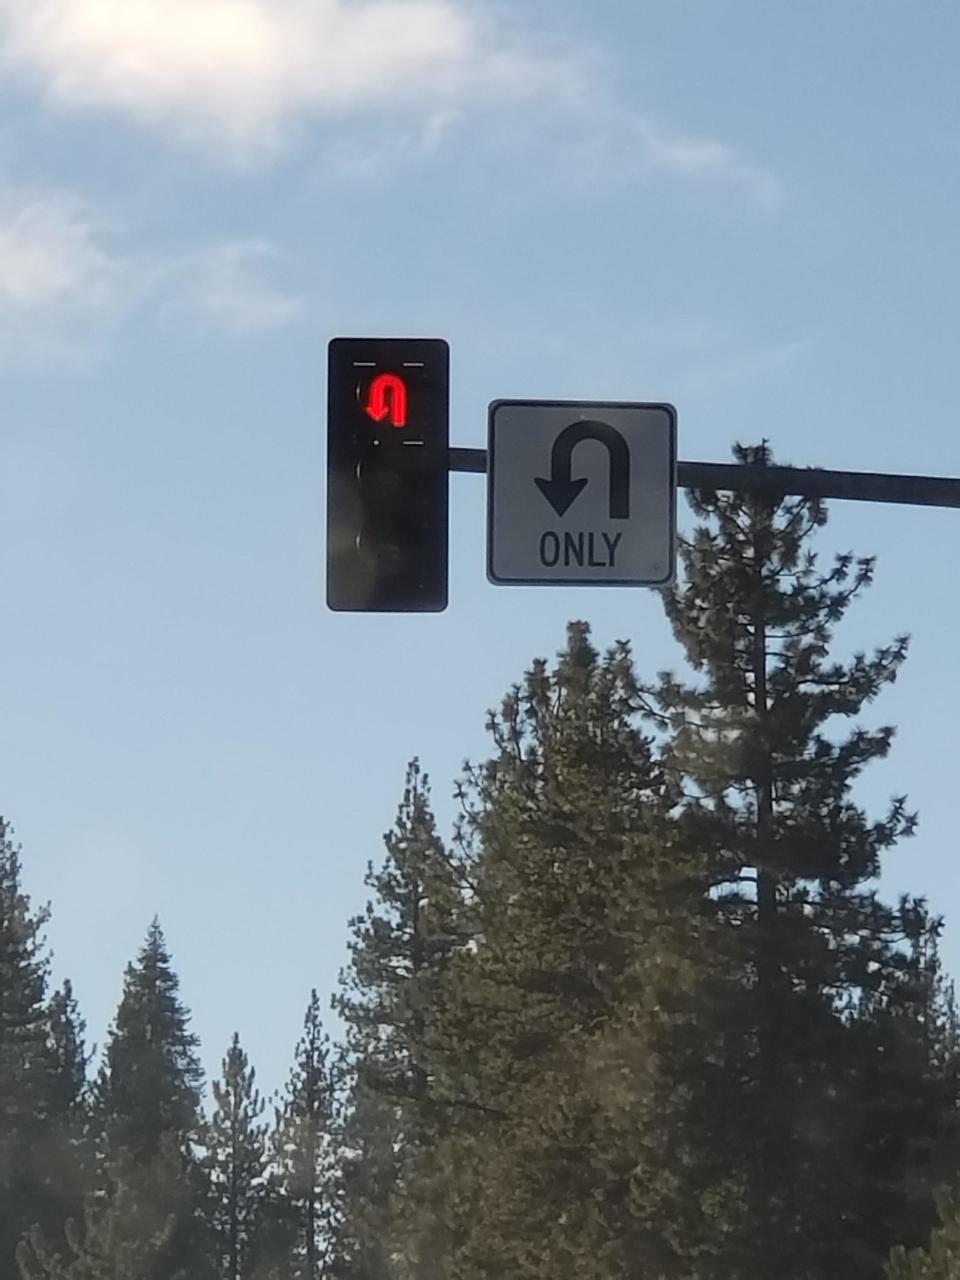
[448,448,960,509]
[678,461,960,508]
[449,447,487,473]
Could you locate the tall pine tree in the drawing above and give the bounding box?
[649,442,958,1278]
[33,980,94,1255]
[83,916,212,1274]
[332,759,469,1280]
[393,626,694,1279]
[46,981,88,1123]
[0,817,64,1272]
[207,1032,268,1280]
[98,919,205,1165]
[29,918,217,1280]
[273,991,337,1280]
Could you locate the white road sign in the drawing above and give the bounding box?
[487,400,676,586]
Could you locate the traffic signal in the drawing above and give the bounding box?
[327,337,449,612]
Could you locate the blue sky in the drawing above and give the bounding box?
[2,0,959,1100]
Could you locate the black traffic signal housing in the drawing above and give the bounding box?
[327,337,449,611]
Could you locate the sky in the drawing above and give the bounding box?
[2,0,960,1102]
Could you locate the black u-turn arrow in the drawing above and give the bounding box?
[535,420,630,519]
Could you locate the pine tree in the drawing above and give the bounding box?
[207,1033,268,1280]
[32,980,94,1255]
[98,919,204,1164]
[332,759,469,1280]
[89,918,213,1279]
[887,1190,960,1279]
[649,442,956,1278]
[18,1139,186,1280]
[274,991,337,1280]
[853,925,960,1261]
[0,816,58,1272]
[395,625,690,1279]
[328,1080,398,1280]
[46,981,88,1121]
[245,1178,298,1280]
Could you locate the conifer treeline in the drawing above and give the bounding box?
[4,445,960,1279]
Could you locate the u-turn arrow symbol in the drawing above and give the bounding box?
[365,373,408,428]
[535,420,630,519]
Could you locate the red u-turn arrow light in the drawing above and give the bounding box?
[365,373,408,428]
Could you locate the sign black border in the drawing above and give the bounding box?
[486,398,678,588]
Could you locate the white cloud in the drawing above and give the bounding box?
[0,194,125,363]
[0,0,532,159]
[0,195,119,309]
[0,0,775,201]
[632,118,779,203]
[315,106,460,181]
[556,109,779,204]
[162,241,305,335]
[0,190,304,364]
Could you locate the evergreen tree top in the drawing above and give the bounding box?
[1,816,51,952]
[652,442,915,890]
[110,918,200,1057]
[334,759,469,1079]
[284,991,331,1090]
[46,979,89,1117]
[211,1030,264,1127]
[0,816,52,1105]
[99,918,204,1163]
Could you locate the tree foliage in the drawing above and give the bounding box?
[332,759,469,1279]
[23,921,215,1280]
[207,1033,268,1280]
[648,443,957,1277]
[384,625,699,1279]
[18,1142,188,1280]
[273,991,337,1280]
[887,1189,960,1279]
[97,919,205,1167]
[0,818,85,1273]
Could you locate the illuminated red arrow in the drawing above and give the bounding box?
[365,373,408,428]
